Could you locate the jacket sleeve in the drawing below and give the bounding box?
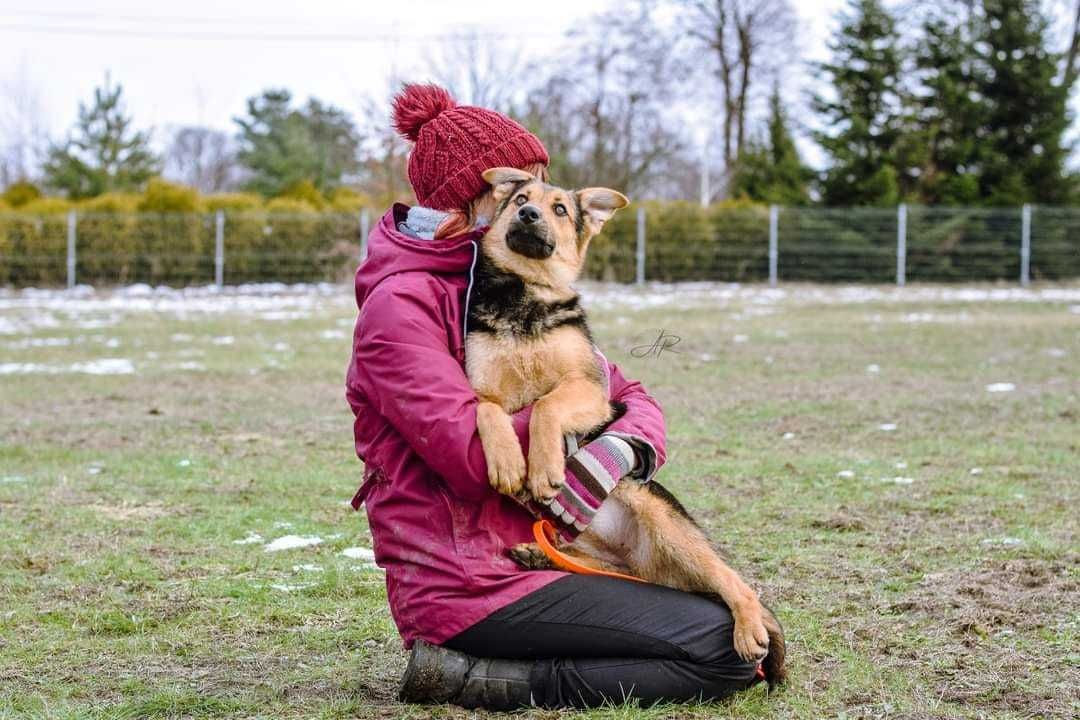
[350,276,532,502]
[601,361,667,480]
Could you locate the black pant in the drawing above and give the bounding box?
[445,574,760,708]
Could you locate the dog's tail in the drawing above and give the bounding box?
[760,604,787,690]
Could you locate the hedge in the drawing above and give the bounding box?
[1,180,1078,285]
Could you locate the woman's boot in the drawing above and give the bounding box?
[397,640,534,710]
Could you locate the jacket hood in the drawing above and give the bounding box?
[354,204,483,310]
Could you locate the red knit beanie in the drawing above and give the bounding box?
[392,83,549,211]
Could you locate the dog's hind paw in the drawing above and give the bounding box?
[733,603,771,664]
[508,542,555,570]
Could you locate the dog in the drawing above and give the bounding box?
[465,167,786,686]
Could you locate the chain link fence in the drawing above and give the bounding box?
[0,205,1077,287]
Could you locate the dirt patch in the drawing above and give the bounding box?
[88,500,171,521]
[809,511,866,532]
[897,556,1079,718]
[911,557,1076,635]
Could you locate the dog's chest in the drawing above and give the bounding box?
[465,326,596,413]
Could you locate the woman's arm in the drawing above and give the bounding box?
[602,361,667,480]
[351,275,667,501]
[350,275,532,502]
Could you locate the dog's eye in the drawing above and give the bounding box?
[514,194,528,206]
[553,204,568,217]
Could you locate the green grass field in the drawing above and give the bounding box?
[1,282,1077,719]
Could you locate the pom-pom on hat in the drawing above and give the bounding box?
[391,83,549,212]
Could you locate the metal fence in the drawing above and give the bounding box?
[0,205,1077,288]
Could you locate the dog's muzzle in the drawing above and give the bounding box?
[506,213,554,259]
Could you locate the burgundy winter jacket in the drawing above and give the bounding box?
[345,205,668,647]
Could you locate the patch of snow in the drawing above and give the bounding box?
[74,358,135,374]
[269,582,316,592]
[866,364,881,374]
[981,536,1023,547]
[271,342,291,352]
[341,546,376,561]
[319,329,347,340]
[232,532,264,545]
[0,475,27,483]
[167,362,206,371]
[969,467,984,476]
[170,333,193,342]
[177,459,191,467]
[837,470,855,479]
[733,334,749,343]
[781,432,795,440]
[895,461,908,470]
[212,336,235,345]
[272,521,294,529]
[986,382,1016,393]
[264,535,322,552]
[0,358,134,375]
[888,477,914,485]
[878,423,897,432]
[3,336,71,349]
[351,563,385,573]
[1045,348,1067,358]
[292,564,323,572]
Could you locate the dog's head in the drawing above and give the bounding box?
[479,167,628,289]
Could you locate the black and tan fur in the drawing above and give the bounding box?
[466,167,786,686]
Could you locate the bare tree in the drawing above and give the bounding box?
[354,92,414,208]
[0,61,49,186]
[679,0,797,188]
[164,126,242,193]
[423,30,527,112]
[522,1,693,198]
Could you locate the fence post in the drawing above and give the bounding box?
[635,206,646,285]
[66,210,77,289]
[359,208,371,262]
[896,203,907,287]
[768,205,779,287]
[1020,204,1031,287]
[214,210,225,289]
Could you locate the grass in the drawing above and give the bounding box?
[1,282,1077,719]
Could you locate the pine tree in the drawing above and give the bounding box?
[731,87,812,205]
[234,89,361,197]
[977,0,1072,204]
[913,4,986,205]
[43,77,159,199]
[813,0,911,206]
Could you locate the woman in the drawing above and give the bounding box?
[345,84,762,710]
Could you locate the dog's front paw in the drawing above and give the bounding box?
[486,443,526,496]
[733,602,770,663]
[526,457,565,501]
[509,542,555,570]
[527,437,565,501]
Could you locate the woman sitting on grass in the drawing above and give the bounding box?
[344,83,764,710]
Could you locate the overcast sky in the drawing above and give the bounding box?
[2,0,1074,171]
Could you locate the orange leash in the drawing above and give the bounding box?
[532,519,646,583]
[532,519,766,682]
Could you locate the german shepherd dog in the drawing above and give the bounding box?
[466,167,786,686]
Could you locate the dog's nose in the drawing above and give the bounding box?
[518,205,541,224]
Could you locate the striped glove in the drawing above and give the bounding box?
[523,434,638,543]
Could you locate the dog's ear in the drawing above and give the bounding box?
[576,188,629,236]
[482,167,537,204]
